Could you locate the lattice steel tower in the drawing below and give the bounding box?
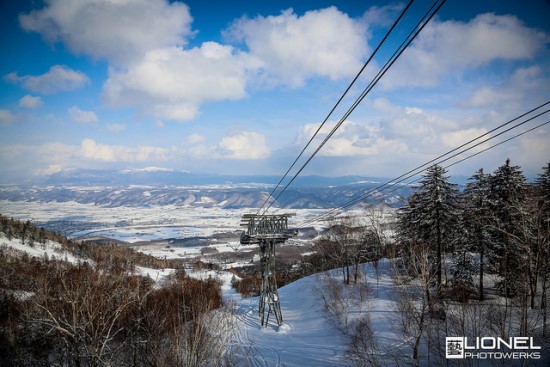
[240,214,296,327]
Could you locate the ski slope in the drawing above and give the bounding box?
[216,260,402,367]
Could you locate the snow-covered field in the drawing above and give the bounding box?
[0,199,334,262]
[0,200,329,239]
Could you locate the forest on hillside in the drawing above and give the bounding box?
[0,219,228,367]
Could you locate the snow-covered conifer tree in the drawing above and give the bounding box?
[488,158,527,297]
[397,164,460,292]
[535,163,550,324]
[462,168,492,300]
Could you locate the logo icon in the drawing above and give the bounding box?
[446,337,464,359]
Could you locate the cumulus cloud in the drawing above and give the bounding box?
[106,123,127,133]
[362,3,406,28]
[0,140,173,177]
[32,142,79,165]
[295,99,506,172]
[80,139,169,162]
[298,120,407,157]
[19,0,193,65]
[217,131,270,159]
[102,43,251,121]
[464,66,548,107]
[188,131,270,160]
[0,143,78,173]
[68,106,98,125]
[19,95,43,109]
[34,164,65,176]
[184,133,205,145]
[121,166,174,173]
[382,13,549,89]
[442,127,489,149]
[226,7,369,87]
[5,65,90,94]
[0,109,17,127]
[517,132,550,174]
[16,2,373,122]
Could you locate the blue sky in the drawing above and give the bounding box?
[0,0,549,183]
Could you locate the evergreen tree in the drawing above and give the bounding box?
[462,168,492,300]
[535,162,550,226]
[488,158,527,297]
[450,250,479,302]
[397,165,460,292]
[535,163,550,313]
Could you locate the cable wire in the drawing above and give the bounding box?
[255,0,415,215]
[295,103,550,227]
[260,0,447,215]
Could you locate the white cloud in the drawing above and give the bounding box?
[19,0,193,65]
[0,109,17,127]
[226,7,369,87]
[464,66,548,107]
[80,139,169,162]
[68,106,98,125]
[15,3,373,123]
[5,65,90,94]
[19,95,43,109]
[298,120,407,157]
[34,164,65,176]
[122,166,174,173]
[442,127,489,149]
[382,13,549,89]
[217,131,270,159]
[517,132,550,174]
[185,133,205,145]
[26,142,79,165]
[0,140,172,176]
[106,123,127,133]
[362,3,405,28]
[102,43,251,121]
[190,131,271,160]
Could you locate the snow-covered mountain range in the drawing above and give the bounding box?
[1,170,413,209]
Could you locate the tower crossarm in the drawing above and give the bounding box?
[240,213,296,244]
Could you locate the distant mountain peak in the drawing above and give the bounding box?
[121,167,185,173]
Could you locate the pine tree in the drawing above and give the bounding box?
[488,158,527,297]
[450,250,479,302]
[535,163,550,320]
[535,162,550,226]
[397,165,460,292]
[462,168,492,300]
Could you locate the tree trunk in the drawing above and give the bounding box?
[413,307,426,360]
[479,238,484,301]
[542,270,548,336]
[436,205,442,292]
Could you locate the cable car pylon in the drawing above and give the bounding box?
[240,213,296,327]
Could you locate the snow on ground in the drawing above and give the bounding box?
[229,278,350,366]
[0,232,84,264]
[0,200,330,242]
[134,266,174,284]
[1,228,402,366]
[219,260,402,367]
